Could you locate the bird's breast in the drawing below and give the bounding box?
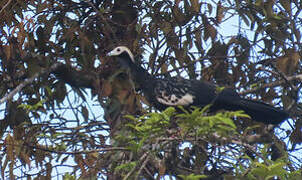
[154,82,195,106]
[156,92,194,106]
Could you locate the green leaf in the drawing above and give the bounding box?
[115,161,137,173]
[178,174,207,180]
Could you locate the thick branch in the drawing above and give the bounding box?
[52,63,96,89]
[0,63,61,104]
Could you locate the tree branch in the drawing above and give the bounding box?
[0,0,13,14]
[239,73,302,95]
[0,63,61,104]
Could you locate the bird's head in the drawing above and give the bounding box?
[107,46,134,62]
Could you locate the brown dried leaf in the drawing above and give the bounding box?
[161,22,172,35]
[194,28,203,52]
[203,17,217,41]
[190,0,200,13]
[294,29,301,42]
[86,152,98,166]
[290,126,302,145]
[4,45,11,60]
[17,25,26,45]
[53,82,67,104]
[279,0,291,15]
[174,49,185,66]
[102,81,112,97]
[86,152,97,167]
[158,160,166,179]
[2,157,8,179]
[216,1,224,24]
[35,145,46,167]
[75,154,86,173]
[46,162,52,179]
[5,134,14,161]
[276,49,300,75]
[19,151,31,167]
[161,63,168,74]
[276,56,289,74]
[81,106,89,122]
[207,3,213,14]
[172,6,186,25]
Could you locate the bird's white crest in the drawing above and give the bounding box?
[107,46,135,62]
[156,93,194,106]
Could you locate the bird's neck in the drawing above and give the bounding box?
[117,52,155,87]
[128,60,154,85]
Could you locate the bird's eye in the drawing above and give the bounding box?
[117,48,120,52]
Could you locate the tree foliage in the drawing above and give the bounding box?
[0,0,302,179]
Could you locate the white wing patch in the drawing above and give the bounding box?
[156,92,194,106]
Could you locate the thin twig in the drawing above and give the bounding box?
[239,73,302,95]
[0,0,13,14]
[17,142,128,154]
[123,152,149,180]
[135,154,150,180]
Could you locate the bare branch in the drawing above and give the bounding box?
[0,63,61,104]
[240,73,302,95]
[0,0,13,14]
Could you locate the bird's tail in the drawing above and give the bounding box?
[231,99,289,124]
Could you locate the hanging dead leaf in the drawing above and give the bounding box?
[161,63,168,74]
[35,145,46,167]
[276,49,300,75]
[17,26,26,46]
[74,154,86,173]
[194,28,203,52]
[174,49,185,66]
[206,24,217,41]
[53,82,67,104]
[279,0,291,15]
[86,152,98,166]
[148,53,156,70]
[276,56,289,74]
[290,126,302,145]
[5,134,14,161]
[190,0,200,13]
[172,6,186,25]
[207,3,213,14]
[216,1,224,24]
[46,162,52,179]
[161,22,172,35]
[294,29,301,42]
[157,159,166,179]
[81,106,89,122]
[19,151,31,167]
[4,45,11,60]
[203,16,217,41]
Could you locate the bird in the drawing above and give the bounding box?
[107,46,289,125]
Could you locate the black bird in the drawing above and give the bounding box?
[107,46,289,125]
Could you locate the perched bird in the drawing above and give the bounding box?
[107,46,289,125]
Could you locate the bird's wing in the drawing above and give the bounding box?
[154,77,195,106]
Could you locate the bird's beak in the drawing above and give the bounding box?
[107,51,113,56]
[107,50,115,56]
